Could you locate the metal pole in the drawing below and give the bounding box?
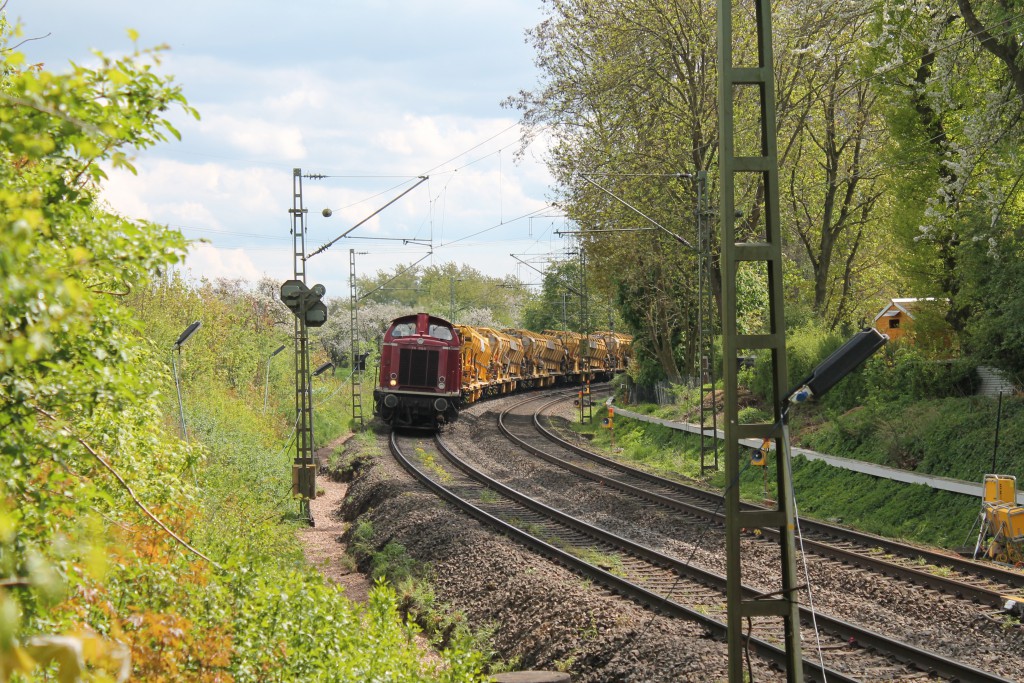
[172,350,188,442]
[291,168,315,518]
[264,358,272,414]
[992,391,1003,473]
[350,249,364,428]
[718,0,802,679]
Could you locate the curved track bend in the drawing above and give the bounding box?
[389,409,1015,682]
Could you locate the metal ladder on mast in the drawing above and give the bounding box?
[696,170,719,476]
[290,168,316,513]
[349,249,364,427]
[717,1,803,680]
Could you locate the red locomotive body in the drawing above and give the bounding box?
[374,313,462,428]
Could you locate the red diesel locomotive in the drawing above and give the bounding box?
[373,312,462,428]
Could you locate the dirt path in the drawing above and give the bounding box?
[295,433,372,603]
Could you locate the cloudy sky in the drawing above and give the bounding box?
[11,1,571,298]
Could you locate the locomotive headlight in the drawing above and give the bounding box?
[389,379,397,387]
[438,377,446,388]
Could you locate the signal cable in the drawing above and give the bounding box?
[784,442,829,682]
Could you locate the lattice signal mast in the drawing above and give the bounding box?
[717,2,804,681]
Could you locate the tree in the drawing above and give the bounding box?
[868,0,1024,373]
[508,0,719,381]
[774,0,893,326]
[0,17,198,676]
[509,0,898,384]
[355,260,534,327]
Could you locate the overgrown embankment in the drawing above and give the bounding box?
[593,326,1022,550]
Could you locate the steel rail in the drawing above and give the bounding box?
[388,430,857,683]
[555,397,1024,591]
[508,393,1024,612]
[391,428,1013,683]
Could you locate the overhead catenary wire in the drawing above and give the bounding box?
[306,122,553,270]
[439,204,558,247]
[308,175,430,259]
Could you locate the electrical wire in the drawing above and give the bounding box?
[784,440,829,682]
[419,121,523,176]
[439,205,558,247]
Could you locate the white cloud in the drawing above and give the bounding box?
[184,243,264,281]
[198,114,307,159]
[16,0,560,289]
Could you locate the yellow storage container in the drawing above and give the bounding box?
[1004,507,1024,542]
[504,329,545,385]
[586,334,609,373]
[983,474,1017,507]
[481,327,514,393]
[536,332,567,383]
[456,325,494,402]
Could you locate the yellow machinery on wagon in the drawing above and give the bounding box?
[974,474,1024,565]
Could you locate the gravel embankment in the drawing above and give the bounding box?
[337,418,786,681]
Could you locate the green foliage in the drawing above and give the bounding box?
[0,19,488,680]
[960,239,1024,383]
[739,321,847,400]
[801,395,1024,482]
[0,23,196,679]
[520,258,590,332]
[583,415,706,480]
[739,322,977,412]
[357,261,533,328]
[855,344,978,406]
[778,459,977,548]
[867,0,1024,347]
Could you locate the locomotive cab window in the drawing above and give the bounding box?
[392,322,416,338]
[429,324,453,341]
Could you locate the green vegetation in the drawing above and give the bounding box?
[0,22,487,681]
[415,448,453,484]
[509,1,1024,392]
[581,410,986,548]
[346,521,507,671]
[575,340,1019,550]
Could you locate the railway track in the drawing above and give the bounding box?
[389,421,1015,682]
[511,392,1024,616]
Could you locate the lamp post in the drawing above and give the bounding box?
[309,362,333,405]
[171,321,201,442]
[312,361,334,378]
[263,344,287,413]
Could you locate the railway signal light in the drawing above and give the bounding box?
[280,279,329,327]
[751,439,769,467]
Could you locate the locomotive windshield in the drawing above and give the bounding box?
[391,322,416,338]
[429,324,453,341]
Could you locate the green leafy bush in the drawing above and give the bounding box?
[740,321,846,401]
[0,24,488,681]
